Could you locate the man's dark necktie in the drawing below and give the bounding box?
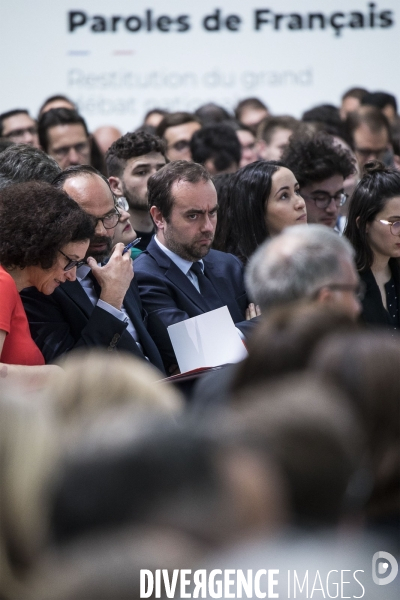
[190,261,222,311]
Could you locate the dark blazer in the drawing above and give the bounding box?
[134,238,256,370]
[360,259,400,329]
[20,278,165,373]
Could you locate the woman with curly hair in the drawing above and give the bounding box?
[213,160,307,264]
[344,161,400,330]
[0,181,94,379]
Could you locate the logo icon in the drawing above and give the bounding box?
[372,551,398,585]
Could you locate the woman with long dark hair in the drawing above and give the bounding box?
[214,160,307,264]
[345,161,400,329]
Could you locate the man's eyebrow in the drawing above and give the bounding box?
[183,205,218,215]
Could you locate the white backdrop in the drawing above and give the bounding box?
[1,0,398,132]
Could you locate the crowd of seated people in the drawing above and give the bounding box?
[0,87,399,600]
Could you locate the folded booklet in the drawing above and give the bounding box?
[167,306,248,374]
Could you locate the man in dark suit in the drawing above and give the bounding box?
[21,165,165,373]
[134,160,258,372]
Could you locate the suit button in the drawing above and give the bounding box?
[107,333,121,351]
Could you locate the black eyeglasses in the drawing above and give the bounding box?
[302,192,348,210]
[58,249,87,272]
[92,207,121,230]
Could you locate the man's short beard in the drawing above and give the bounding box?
[86,235,113,262]
[164,232,213,262]
[123,184,148,212]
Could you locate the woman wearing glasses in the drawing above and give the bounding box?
[0,181,93,382]
[345,161,400,330]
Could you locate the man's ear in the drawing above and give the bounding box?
[315,286,333,306]
[108,176,123,196]
[149,206,165,230]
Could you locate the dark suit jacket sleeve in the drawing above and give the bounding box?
[134,271,192,370]
[21,286,132,364]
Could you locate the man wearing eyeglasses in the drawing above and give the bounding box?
[282,131,356,231]
[0,109,40,149]
[346,106,392,171]
[155,112,201,162]
[38,108,91,170]
[21,165,164,373]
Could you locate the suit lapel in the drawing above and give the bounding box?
[60,280,95,317]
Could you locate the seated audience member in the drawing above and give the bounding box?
[282,131,355,230]
[0,144,60,189]
[235,97,269,132]
[143,108,168,129]
[106,131,167,251]
[93,126,122,156]
[0,109,40,149]
[46,349,182,424]
[38,108,92,170]
[134,161,258,372]
[190,124,241,175]
[38,94,76,116]
[0,181,93,383]
[156,112,201,161]
[229,375,363,530]
[227,121,259,167]
[112,197,140,258]
[0,392,60,600]
[21,165,164,372]
[246,225,362,320]
[309,331,400,549]
[214,161,306,264]
[50,418,285,550]
[257,115,299,161]
[191,229,361,409]
[344,161,400,330]
[194,102,231,126]
[340,87,368,120]
[232,305,357,394]
[361,91,399,124]
[346,106,392,170]
[302,104,350,143]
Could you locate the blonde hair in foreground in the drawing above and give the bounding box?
[45,350,183,422]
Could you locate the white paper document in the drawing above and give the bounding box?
[167,306,248,373]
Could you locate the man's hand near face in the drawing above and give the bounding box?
[87,243,134,310]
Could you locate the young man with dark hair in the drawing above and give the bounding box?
[156,112,201,161]
[234,97,269,132]
[106,131,167,251]
[346,106,392,170]
[361,91,398,124]
[282,131,355,230]
[0,109,40,148]
[134,160,258,372]
[257,115,299,161]
[340,87,368,120]
[190,124,241,175]
[38,108,91,169]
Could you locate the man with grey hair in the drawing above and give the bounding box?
[0,144,61,189]
[246,224,362,320]
[191,225,361,407]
